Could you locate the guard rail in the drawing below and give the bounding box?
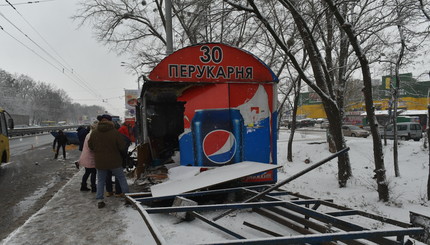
[9,125,79,137]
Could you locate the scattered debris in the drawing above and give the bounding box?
[150,161,281,197]
[171,196,197,221]
[410,211,430,244]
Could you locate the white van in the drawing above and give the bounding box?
[382,122,423,141]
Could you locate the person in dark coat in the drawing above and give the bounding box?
[77,125,89,151]
[53,130,68,159]
[105,123,132,197]
[88,114,129,209]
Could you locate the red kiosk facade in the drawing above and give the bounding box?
[140,43,279,184]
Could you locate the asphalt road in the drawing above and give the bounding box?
[0,136,81,241]
[9,133,53,156]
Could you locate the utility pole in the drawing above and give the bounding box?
[165,0,173,55]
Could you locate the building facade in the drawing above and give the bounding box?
[296,73,429,125]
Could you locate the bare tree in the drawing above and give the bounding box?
[1,68,104,124]
[73,0,427,198]
[323,0,389,201]
[226,0,354,186]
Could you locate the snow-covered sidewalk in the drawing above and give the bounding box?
[1,169,155,245]
[2,130,429,244]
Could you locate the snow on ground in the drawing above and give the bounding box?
[1,129,429,244]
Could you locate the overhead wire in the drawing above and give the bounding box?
[0,0,56,7]
[0,24,67,75]
[3,0,100,94]
[1,1,103,100]
[5,0,74,71]
[0,14,107,105]
[0,1,123,113]
[0,24,121,110]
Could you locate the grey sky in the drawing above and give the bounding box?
[0,0,137,117]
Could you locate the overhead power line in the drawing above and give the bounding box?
[0,24,66,75]
[0,18,99,100]
[0,2,102,99]
[5,0,73,71]
[0,0,56,7]
[0,1,121,111]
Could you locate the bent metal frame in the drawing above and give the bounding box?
[125,184,423,245]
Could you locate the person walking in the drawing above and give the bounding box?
[78,121,98,192]
[53,130,68,159]
[88,114,129,208]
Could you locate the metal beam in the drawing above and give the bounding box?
[242,221,283,237]
[263,206,398,245]
[200,228,423,245]
[125,196,167,245]
[213,147,350,221]
[144,201,288,214]
[134,185,273,204]
[191,212,246,239]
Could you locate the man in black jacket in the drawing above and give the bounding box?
[53,130,68,159]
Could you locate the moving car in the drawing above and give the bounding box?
[381,122,422,141]
[342,125,370,138]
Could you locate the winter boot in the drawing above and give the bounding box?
[80,183,90,191]
[91,185,97,193]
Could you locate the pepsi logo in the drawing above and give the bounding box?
[203,129,237,164]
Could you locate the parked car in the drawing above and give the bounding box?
[342,125,370,138]
[316,118,327,124]
[321,121,330,129]
[381,122,422,141]
[297,118,316,128]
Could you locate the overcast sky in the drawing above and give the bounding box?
[0,0,137,117]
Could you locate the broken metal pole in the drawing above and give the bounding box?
[242,221,283,237]
[212,147,350,221]
[191,211,246,239]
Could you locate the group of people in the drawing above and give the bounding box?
[63,114,132,209]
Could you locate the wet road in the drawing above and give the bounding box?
[9,134,53,156]
[0,135,81,241]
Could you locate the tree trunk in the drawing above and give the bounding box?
[281,0,351,187]
[323,0,389,201]
[428,105,430,201]
[245,0,351,187]
[287,78,301,162]
[323,101,350,186]
[392,17,406,177]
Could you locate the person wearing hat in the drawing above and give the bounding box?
[88,114,129,208]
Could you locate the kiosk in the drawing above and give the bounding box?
[138,43,278,184]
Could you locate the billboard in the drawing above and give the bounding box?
[148,43,277,83]
[124,89,139,116]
